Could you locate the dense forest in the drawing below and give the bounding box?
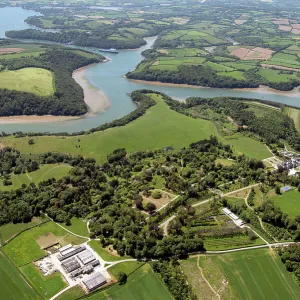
[6,29,147,50]
[0,43,103,116]
[279,244,300,283]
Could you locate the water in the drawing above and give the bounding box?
[0,7,40,37]
[0,7,300,134]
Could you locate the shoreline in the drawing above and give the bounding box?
[0,63,110,124]
[72,65,110,114]
[128,79,300,98]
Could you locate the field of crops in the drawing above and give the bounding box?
[0,251,41,300]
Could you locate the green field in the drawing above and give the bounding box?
[212,249,300,300]
[89,240,130,262]
[61,217,89,237]
[0,164,72,191]
[21,263,67,299]
[0,217,47,243]
[0,94,270,162]
[259,69,299,83]
[55,285,85,300]
[86,264,173,300]
[271,189,300,218]
[215,158,235,166]
[285,106,300,133]
[0,251,41,300]
[0,68,54,96]
[3,221,86,266]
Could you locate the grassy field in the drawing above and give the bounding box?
[61,217,89,237]
[271,189,300,218]
[0,94,271,162]
[0,217,47,243]
[212,249,300,300]
[86,264,173,300]
[0,164,72,191]
[285,106,300,133]
[3,221,86,266]
[0,68,54,96]
[21,263,67,299]
[259,69,299,83]
[55,285,85,300]
[0,251,41,300]
[89,240,130,262]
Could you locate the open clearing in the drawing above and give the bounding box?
[21,263,67,300]
[271,189,300,218]
[0,164,72,191]
[86,263,173,300]
[0,68,54,96]
[141,190,176,209]
[212,249,300,300]
[61,217,89,237]
[0,251,41,300]
[55,285,85,300]
[0,94,271,162]
[285,106,300,132]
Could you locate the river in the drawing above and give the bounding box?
[0,7,300,133]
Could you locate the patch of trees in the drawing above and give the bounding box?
[278,244,300,283]
[152,259,197,300]
[6,29,146,49]
[0,46,103,116]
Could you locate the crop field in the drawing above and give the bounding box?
[264,53,300,69]
[271,189,300,218]
[0,94,271,162]
[0,251,41,300]
[212,249,300,300]
[0,68,54,96]
[0,164,72,191]
[0,43,45,59]
[2,221,85,266]
[21,263,67,299]
[259,69,299,82]
[86,264,173,300]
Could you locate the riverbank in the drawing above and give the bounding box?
[128,79,300,98]
[72,65,110,114]
[0,115,81,124]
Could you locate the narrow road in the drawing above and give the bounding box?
[50,285,73,300]
[222,183,260,197]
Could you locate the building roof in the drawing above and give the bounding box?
[61,257,81,273]
[59,244,72,253]
[83,272,107,291]
[77,250,96,265]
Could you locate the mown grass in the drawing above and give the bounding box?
[86,264,173,300]
[0,94,271,162]
[285,106,300,133]
[0,251,41,300]
[259,69,299,83]
[271,189,300,218]
[21,263,67,300]
[0,68,54,96]
[0,164,72,191]
[61,217,89,237]
[214,249,300,300]
[55,285,85,300]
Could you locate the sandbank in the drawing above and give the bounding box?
[0,115,81,124]
[73,66,110,114]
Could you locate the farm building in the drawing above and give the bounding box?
[222,208,244,227]
[77,250,96,265]
[61,257,81,273]
[83,272,107,291]
[58,245,86,261]
[70,260,100,278]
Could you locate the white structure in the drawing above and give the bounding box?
[222,207,244,227]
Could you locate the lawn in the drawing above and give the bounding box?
[213,249,300,300]
[86,264,173,300]
[55,285,85,300]
[0,68,54,96]
[271,189,300,218]
[0,94,270,162]
[21,263,67,300]
[0,251,41,300]
[0,164,72,191]
[0,217,47,243]
[61,217,89,237]
[2,221,85,266]
[89,240,130,262]
[285,106,300,133]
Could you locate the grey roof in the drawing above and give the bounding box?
[83,272,107,291]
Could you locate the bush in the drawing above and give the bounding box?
[118,272,127,285]
[152,190,162,199]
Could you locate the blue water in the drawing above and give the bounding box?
[0,7,299,134]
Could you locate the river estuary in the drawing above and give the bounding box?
[0,7,300,133]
